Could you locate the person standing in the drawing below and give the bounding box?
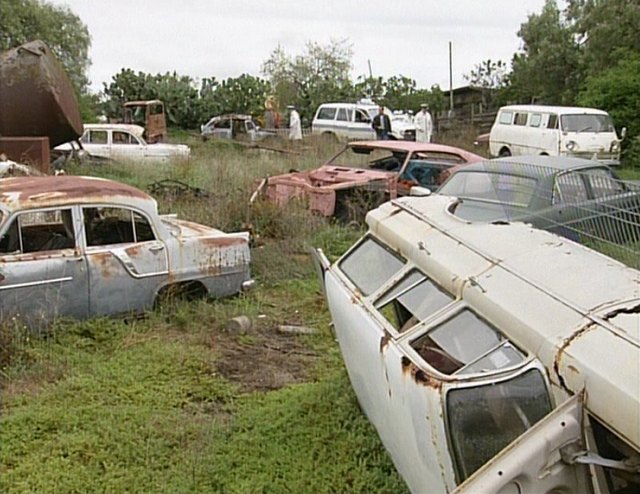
[414,103,433,142]
[372,105,392,140]
[288,105,302,141]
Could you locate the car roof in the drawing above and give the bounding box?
[83,123,145,136]
[347,140,484,161]
[498,105,609,115]
[454,155,607,174]
[0,176,153,213]
[124,100,163,106]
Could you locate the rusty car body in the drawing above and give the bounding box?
[313,193,639,493]
[123,99,167,144]
[200,114,277,142]
[253,141,483,218]
[0,176,252,326]
[55,123,190,164]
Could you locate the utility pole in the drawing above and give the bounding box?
[449,41,454,115]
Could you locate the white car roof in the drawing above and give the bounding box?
[498,105,609,115]
[83,123,145,137]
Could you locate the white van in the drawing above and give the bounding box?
[311,100,415,141]
[489,105,624,165]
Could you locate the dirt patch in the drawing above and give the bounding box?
[207,320,320,393]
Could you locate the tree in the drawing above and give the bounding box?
[0,0,91,94]
[102,69,201,128]
[261,39,355,124]
[464,59,508,110]
[199,74,270,119]
[506,0,581,105]
[567,0,640,76]
[577,51,640,161]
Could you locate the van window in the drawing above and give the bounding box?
[355,109,370,123]
[339,237,405,296]
[375,269,453,333]
[529,114,542,127]
[446,369,552,481]
[498,111,513,125]
[547,114,558,129]
[316,107,337,120]
[337,108,350,121]
[514,113,528,126]
[410,309,524,375]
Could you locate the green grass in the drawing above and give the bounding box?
[1,139,408,493]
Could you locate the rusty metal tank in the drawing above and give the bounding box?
[0,40,83,147]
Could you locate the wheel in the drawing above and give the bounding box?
[499,148,512,157]
[320,132,338,144]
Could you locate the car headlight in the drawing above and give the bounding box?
[566,140,577,151]
[611,140,620,152]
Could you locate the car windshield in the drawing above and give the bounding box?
[560,114,615,133]
[439,170,538,208]
[329,146,408,172]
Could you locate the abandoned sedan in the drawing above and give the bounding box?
[55,123,190,163]
[252,141,483,219]
[0,176,252,326]
[200,114,276,142]
[438,155,640,243]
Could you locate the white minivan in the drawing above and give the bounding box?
[311,100,415,141]
[489,105,625,165]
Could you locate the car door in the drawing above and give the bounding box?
[111,130,146,162]
[82,205,169,316]
[0,206,89,326]
[82,129,110,159]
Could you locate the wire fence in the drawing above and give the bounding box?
[441,160,640,269]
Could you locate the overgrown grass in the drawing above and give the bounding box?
[1,138,408,493]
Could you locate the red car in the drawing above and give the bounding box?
[252,141,483,219]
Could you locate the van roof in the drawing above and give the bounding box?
[498,105,609,115]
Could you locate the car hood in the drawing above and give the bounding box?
[268,165,395,190]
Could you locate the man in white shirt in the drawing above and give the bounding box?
[288,105,302,141]
[414,104,433,143]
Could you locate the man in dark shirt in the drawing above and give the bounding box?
[372,105,392,140]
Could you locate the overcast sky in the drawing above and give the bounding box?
[50,0,547,93]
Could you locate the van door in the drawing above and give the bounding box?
[453,393,592,493]
[353,108,376,140]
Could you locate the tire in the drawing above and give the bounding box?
[499,148,512,157]
[321,132,338,144]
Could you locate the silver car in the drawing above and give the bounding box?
[0,176,252,327]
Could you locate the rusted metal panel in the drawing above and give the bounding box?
[0,40,83,147]
[0,176,151,212]
[0,137,51,173]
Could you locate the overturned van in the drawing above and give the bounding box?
[313,193,639,493]
[489,105,625,166]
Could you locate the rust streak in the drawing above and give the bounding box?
[553,322,596,391]
[401,356,443,390]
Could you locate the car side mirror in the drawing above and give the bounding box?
[621,127,627,140]
[410,186,432,197]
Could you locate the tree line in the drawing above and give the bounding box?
[1,0,639,159]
